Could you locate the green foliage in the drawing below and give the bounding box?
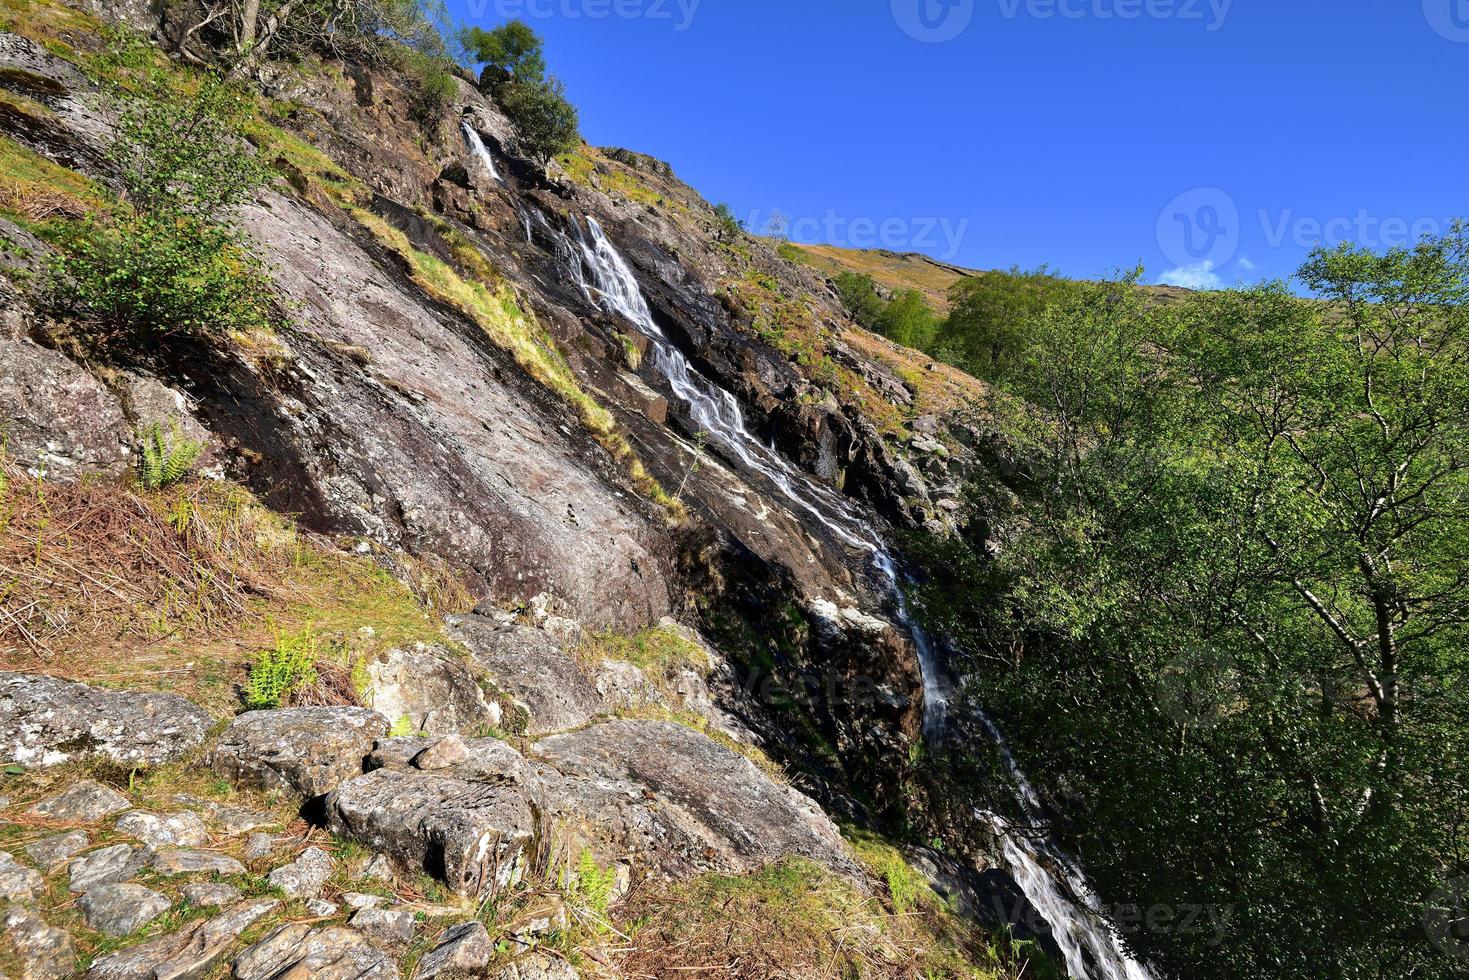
[914,224,1469,979]
[459,19,546,94]
[712,202,743,243]
[571,850,615,920]
[50,40,273,343]
[875,288,939,349]
[499,74,580,166]
[136,423,204,491]
[935,266,1071,382]
[833,271,885,329]
[245,627,319,709]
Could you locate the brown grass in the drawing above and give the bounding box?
[0,461,468,715]
[613,858,1020,980]
[0,461,282,659]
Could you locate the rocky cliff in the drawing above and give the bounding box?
[0,3,1049,976]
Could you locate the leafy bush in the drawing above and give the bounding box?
[934,266,1071,382]
[137,422,204,491]
[833,271,885,329]
[459,19,546,95]
[50,47,273,344]
[712,202,743,243]
[500,75,580,166]
[245,627,320,710]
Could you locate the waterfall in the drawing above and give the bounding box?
[461,121,502,181]
[553,211,1156,980]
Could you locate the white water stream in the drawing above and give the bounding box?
[549,210,1156,980]
[461,122,502,181]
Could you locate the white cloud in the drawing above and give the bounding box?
[1236,256,1257,272]
[1157,260,1225,290]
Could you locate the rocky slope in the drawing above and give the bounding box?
[0,2,1057,976]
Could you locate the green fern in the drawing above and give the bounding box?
[245,627,319,710]
[137,421,203,491]
[572,850,616,920]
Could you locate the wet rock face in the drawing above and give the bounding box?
[0,672,213,769]
[209,707,390,800]
[226,193,677,631]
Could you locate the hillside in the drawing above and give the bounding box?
[0,2,1064,978]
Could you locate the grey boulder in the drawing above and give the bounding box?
[264,845,335,898]
[23,829,89,870]
[209,707,390,799]
[413,921,493,978]
[0,850,43,903]
[3,906,76,980]
[69,843,154,893]
[231,923,397,980]
[116,810,208,848]
[363,644,501,735]
[0,673,211,769]
[447,617,606,735]
[77,883,172,936]
[27,779,131,822]
[88,898,278,980]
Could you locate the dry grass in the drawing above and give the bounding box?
[613,858,1022,980]
[0,462,468,714]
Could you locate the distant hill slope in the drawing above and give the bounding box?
[793,243,1196,312]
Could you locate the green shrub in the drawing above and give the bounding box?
[245,627,320,709]
[712,202,743,243]
[50,41,273,344]
[500,75,580,166]
[459,20,546,95]
[137,422,204,491]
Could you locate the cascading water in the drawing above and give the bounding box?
[550,210,1156,980]
[461,121,502,181]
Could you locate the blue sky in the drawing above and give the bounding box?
[444,0,1468,287]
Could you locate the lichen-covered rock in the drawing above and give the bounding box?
[115,810,208,848]
[348,906,416,945]
[231,923,397,980]
[411,734,469,771]
[265,846,335,899]
[534,720,858,879]
[209,707,390,799]
[448,616,606,735]
[0,850,43,903]
[88,898,278,980]
[3,906,76,980]
[77,882,172,936]
[490,952,580,980]
[0,674,211,769]
[182,882,241,908]
[69,844,154,893]
[0,312,128,479]
[152,848,247,877]
[412,921,492,979]
[364,644,499,736]
[23,829,89,870]
[27,779,132,822]
[326,768,535,897]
